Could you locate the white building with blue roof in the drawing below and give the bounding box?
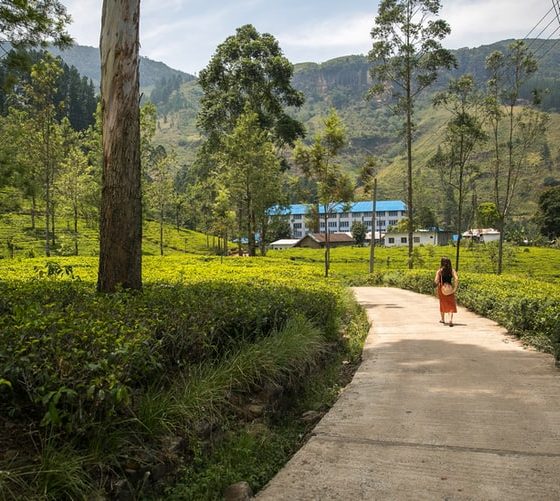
[272,200,407,238]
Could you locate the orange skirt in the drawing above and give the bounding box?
[438,285,457,313]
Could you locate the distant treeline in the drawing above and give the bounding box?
[0,49,97,131]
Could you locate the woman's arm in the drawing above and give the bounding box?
[453,269,459,287]
[434,269,441,285]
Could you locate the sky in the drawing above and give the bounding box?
[60,0,556,75]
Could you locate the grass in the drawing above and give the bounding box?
[0,213,220,259]
[266,242,560,284]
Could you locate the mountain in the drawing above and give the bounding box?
[47,44,196,91]
[144,39,560,221]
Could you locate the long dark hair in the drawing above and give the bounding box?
[440,257,453,284]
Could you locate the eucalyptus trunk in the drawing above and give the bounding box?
[97,0,142,292]
[369,178,377,274]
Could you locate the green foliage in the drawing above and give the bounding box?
[0,255,345,430]
[197,24,304,149]
[0,254,369,499]
[536,186,560,239]
[0,0,72,49]
[351,221,367,246]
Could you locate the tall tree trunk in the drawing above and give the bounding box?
[497,216,505,274]
[98,0,142,292]
[159,206,164,256]
[405,1,413,270]
[45,173,50,257]
[51,205,55,247]
[31,194,36,230]
[323,206,329,277]
[369,178,377,274]
[74,202,79,255]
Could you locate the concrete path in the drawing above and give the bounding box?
[257,287,560,500]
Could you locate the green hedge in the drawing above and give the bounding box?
[0,257,345,431]
[349,270,560,359]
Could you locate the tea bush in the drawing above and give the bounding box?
[0,256,346,431]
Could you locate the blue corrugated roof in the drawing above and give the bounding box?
[269,200,406,216]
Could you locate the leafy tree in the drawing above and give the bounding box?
[359,156,378,272]
[484,41,548,273]
[98,0,142,292]
[351,221,367,247]
[476,202,500,229]
[431,74,486,270]
[536,186,560,240]
[58,142,96,255]
[197,24,304,151]
[294,110,353,277]
[145,146,176,256]
[211,186,236,255]
[369,0,455,269]
[220,108,283,257]
[22,53,64,255]
[415,205,438,229]
[0,0,72,49]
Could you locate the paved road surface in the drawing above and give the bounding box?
[257,287,560,500]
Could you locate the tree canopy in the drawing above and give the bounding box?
[197,24,304,149]
[0,0,72,48]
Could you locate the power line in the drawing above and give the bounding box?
[524,4,556,40]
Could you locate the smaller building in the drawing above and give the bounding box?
[383,229,441,247]
[269,239,299,250]
[294,232,355,249]
[462,228,500,243]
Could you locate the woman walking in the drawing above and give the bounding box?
[434,257,459,326]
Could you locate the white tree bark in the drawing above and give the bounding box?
[98,0,142,291]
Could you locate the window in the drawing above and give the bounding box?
[365,221,372,227]
[401,237,407,244]
[388,211,399,216]
[293,223,302,229]
[293,214,302,220]
[376,211,386,217]
[401,211,407,216]
[389,220,398,226]
[377,220,386,227]
[293,231,302,237]
[328,221,337,228]
[340,212,350,218]
[413,237,420,243]
[339,221,349,228]
[320,222,325,228]
[353,212,362,218]
[388,237,395,244]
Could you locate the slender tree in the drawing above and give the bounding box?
[431,75,486,270]
[369,0,455,268]
[484,41,548,274]
[293,110,353,277]
[220,108,283,257]
[98,0,142,292]
[145,146,176,256]
[23,54,64,256]
[359,156,379,273]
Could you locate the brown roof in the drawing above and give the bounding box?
[307,233,354,243]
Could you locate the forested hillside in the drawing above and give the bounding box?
[137,39,560,221]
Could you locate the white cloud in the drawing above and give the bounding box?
[279,13,373,51]
[442,0,553,48]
